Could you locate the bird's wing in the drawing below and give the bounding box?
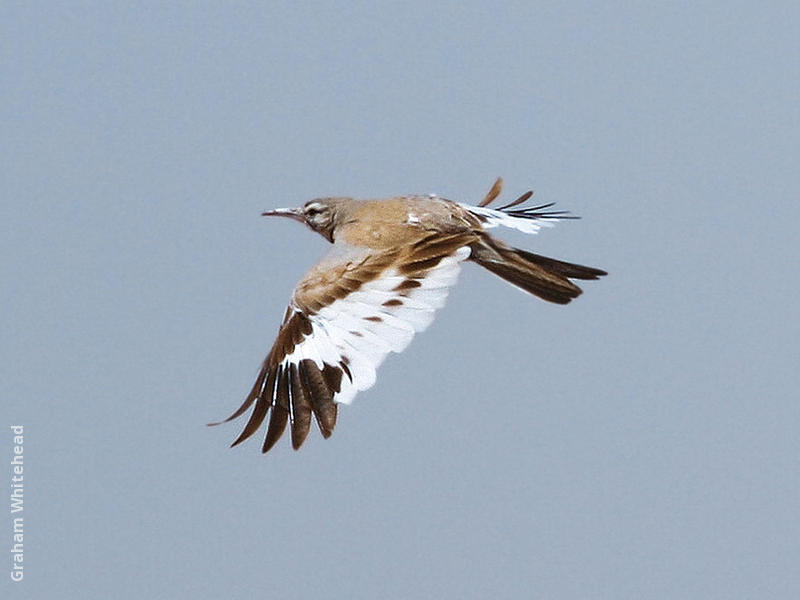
[460,193,578,236]
[212,234,473,453]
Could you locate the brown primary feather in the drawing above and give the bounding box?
[212,310,313,431]
[300,359,338,437]
[231,384,270,447]
[263,368,289,452]
[211,368,266,426]
[213,307,346,452]
[288,363,312,449]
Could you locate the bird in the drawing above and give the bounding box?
[210,178,606,453]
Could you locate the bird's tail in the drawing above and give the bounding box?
[469,235,607,304]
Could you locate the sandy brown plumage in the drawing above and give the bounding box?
[210,178,606,453]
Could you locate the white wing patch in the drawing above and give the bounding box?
[458,203,559,235]
[283,246,471,405]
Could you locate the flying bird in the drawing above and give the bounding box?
[211,178,606,453]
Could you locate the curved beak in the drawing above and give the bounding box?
[261,207,305,223]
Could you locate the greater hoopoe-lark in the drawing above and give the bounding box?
[211,178,606,453]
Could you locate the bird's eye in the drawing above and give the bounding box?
[305,204,325,218]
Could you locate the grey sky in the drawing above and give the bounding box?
[3,2,799,598]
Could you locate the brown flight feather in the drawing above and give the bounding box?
[469,234,598,305]
[497,190,534,211]
[478,177,503,207]
[263,368,290,453]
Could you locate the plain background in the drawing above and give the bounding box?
[3,2,799,598]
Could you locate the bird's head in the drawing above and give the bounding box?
[262,198,352,242]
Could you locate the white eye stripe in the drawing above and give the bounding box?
[305,202,326,215]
